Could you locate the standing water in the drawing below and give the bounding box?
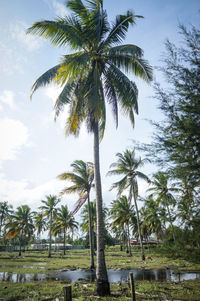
[0,268,200,283]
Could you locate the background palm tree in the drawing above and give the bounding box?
[34,212,46,241]
[108,148,150,260]
[58,160,95,268]
[39,195,61,258]
[81,200,96,255]
[140,196,164,241]
[5,205,35,256]
[110,195,136,256]
[148,171,177,242]
[0,201,13,237]
[27,0,152,294]
[53,205,78,255]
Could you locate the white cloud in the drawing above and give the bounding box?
[52,0,69,17]
[0,41,26,75]
[0,90,15,109]
[0,118,29,167]
[44,0,69,18]
[10,21,42,52]
[0,174,75,212]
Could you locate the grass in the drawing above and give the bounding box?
[0,245,200,300]
[0,245,200,274]
[0,280,200,300]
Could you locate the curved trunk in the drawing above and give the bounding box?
[48,212,52,258]
[133,194,145,261]
[93,122,110,296]
[88,193,95,269]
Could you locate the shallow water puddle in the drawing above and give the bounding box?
[0,268,200,283]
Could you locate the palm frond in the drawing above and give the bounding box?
[30,65,60,99]
[100,10,141,48]
[27,16,88,50]
[104,64,138,116]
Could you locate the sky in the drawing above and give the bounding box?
[0,0,199,224]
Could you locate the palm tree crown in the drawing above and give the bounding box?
[58,160,94,195]
[39,195,61,257]
[148,171,177,241]
[27,0,152,137]
[53,205,78,255]
[108,148,150,198]
[5,205,35,256]
[0,201,13,236]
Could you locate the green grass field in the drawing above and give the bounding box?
[0,245,200,300]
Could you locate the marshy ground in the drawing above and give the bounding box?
[0,245,200,300]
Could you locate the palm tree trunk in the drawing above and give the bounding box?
[19,239,22,257]
[64,229,66,255]
[48,212,52,258]
[166,204,176,242]
[0,215,3,237]
[120,234,123,252]
[133,194,145,261]
[88,194,95,269]
[93,122,110,296]
[127,222,132,256]
[123,227,126,251]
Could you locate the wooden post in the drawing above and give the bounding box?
[129,272,136,301]
[63,286,72,301]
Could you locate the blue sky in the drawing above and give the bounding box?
[0,0,199,218]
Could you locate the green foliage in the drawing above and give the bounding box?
[27,0,152,137]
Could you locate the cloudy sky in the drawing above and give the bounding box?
[0,0,199,219]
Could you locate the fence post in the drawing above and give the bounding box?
[129,272,136,301]
[63,285,72,301]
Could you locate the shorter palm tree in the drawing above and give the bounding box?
[81,201,96,253]
[58,160,95,268]
[140,197,164,240]
[148,172,177,242]
[53,205,78,255]
[110,196,136,256]
[5,205,35,256]
[39,195,61,258]
[0,202,13,237]
[108,148,150,260]
[34,212,46,241]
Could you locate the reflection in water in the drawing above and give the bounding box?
[0,269,200,283]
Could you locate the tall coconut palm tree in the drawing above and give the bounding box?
[27,0,152,294]
[0,202,13,237]
[53,205,78,255]
[110,195,136,256]
[148,172,177,242]
[5,205,35,256]
[39,195,61,258]
[58,160,95,268]
[108,148,150,260]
